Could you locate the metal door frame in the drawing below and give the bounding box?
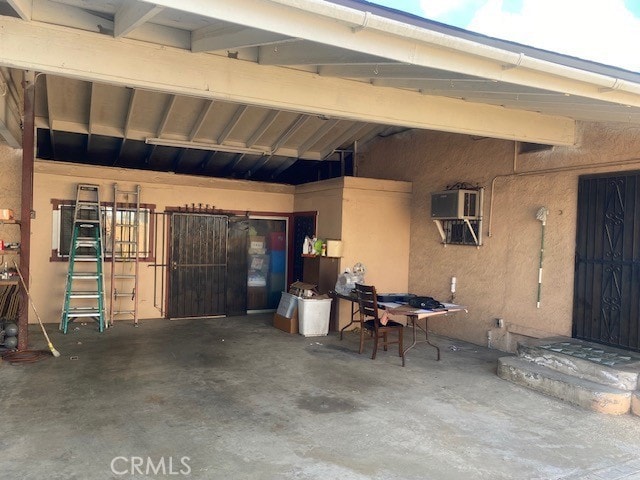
[573,170,640,351]
[168,213,229,318]
[247,215,290,312]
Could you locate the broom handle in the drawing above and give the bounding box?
[13,260,55,346]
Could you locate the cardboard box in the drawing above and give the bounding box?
[0,209,14,221]
[273,310,298,334]
[326,239,343,257]
[289,281,317,297]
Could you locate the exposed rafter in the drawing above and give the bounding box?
[114,1,165,38]
[221,153,246,176]
[143,143,157,166]
[87,82,96,152]
[318,64,478,80]
[258,41,393,66]
[7,0,32,20]
[244,155,271,178]
[189,100,214,141]
[297,118,339,157]
[271,158,296,179]
[156,94,177,137]
[320,122,371,159]
[198,150,216,171]
[246,110,280,148]
[118,88,138,160]
[192,24,292,53]
[217,105,248,144]
[0,67,21,148]
[269,115,309,152]
[171,148,186,172]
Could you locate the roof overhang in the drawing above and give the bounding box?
[2,0,640,180]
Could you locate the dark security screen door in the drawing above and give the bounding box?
[169,214,228,318]
[573,172,640,352]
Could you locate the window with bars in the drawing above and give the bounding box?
[52,202,153,260]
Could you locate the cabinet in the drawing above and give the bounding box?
[302,255,340,331]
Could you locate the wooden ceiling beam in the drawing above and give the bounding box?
[0,17,578,144]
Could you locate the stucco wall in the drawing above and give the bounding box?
[295,177,412,329]
[30,161,294,325]
[357,122,640,351]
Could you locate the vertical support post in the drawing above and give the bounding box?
[18,71,35,351]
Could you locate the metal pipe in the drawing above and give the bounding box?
[535,207,548,308]
[487,157,640,237]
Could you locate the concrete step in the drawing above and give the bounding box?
[632,392,640,417]
[497,356,632,415]
[518,337,640,391]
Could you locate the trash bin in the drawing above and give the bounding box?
[297,297,332,336]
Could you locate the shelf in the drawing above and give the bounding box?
[0,219,20,225]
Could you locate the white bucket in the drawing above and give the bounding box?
[297,297,332,336]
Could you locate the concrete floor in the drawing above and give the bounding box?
[1,314,640,480]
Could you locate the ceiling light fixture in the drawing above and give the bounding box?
[145,138,272,156]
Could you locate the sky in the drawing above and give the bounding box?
[367,0,640,72]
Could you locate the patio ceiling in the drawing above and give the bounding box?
[1,0,640,183]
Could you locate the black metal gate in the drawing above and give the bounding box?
[168,214,228,318]
[573,172,640,351]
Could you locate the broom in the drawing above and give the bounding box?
[13,260,60,357]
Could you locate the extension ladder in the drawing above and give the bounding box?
[61,184,106,333]
[109,184,141,327]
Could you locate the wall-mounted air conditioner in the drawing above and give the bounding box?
[430,189,480,220]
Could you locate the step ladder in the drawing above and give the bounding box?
[109,184,141,327]
[61,184,106,333]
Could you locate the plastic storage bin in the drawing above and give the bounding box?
[276,292,298,318]
[297,297,332,336]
